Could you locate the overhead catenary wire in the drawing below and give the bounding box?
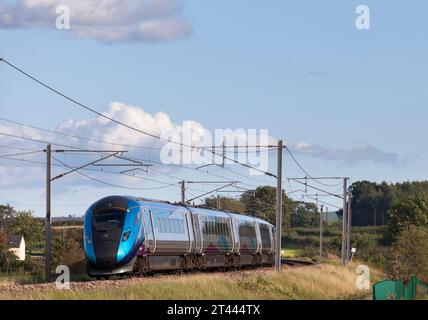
[0,144,41,152]
[289,178,343,199]
[0,116,276,154]
[302,195,341,210]
[0,111,280,193]
[0,150,43,157]
[0,130,241,186]
[0,116,163,152]
[0,58,276,177]
[0,116,279,192]
[0,127,263,190]
[0,154,181,189]
[51,155,178,191]
[284,145,343,187]
[0,141,260,195]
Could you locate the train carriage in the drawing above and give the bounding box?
[84,195,275,277]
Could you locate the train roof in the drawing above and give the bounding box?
[111,196,274,226]
[187,206,231,218]
[228,212,274,226]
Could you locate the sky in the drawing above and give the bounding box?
[1,0,428,216]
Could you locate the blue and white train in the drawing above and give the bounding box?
[84,196,275,277]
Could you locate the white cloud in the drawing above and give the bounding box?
[290,142,400,166]
[0,0,192,43]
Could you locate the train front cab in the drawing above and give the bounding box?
[84,196,143,277]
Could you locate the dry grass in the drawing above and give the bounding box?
[0,262,383,300]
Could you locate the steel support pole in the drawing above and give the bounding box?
[275,140,283,272]
[341,178,348,265]
[45,144,52,282]
[320,205,324,261]
[347,188,352,262]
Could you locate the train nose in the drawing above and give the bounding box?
[93,239,120,269]
[92,226,124,269]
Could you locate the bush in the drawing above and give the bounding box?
[349,233,388,266]
[388,225,428,281]
[51,238,86,276]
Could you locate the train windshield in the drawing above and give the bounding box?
[93,210,124,231]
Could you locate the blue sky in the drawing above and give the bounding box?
[1,0,428,216]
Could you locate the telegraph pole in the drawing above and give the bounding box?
[373,208,377,232]
[341,178,348,265]
[320,205,324,261]
[326,206,329,228]
[45,144,52,282]
[347,188,352,262]
[217,195,221,209]
[275,140,283,272]
[181,180,186,204]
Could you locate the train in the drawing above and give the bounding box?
[83,195,275,277]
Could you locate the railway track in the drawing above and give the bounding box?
[281,259,316,267]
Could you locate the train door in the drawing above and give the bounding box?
[142,207,157,253]
[231,217,240,253]
[191,213,203,254]
[184,209,194,253]
[255,222,262,253]
[227,216,235,253]
[270,226,275,253]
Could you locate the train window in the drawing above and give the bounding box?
[239,223,256,240]
[93,210,123,230]
[170,219,176,233]
[168,219,172,233]
[156,217,161,232]
[260,224,271,248]
[159,218,162,232]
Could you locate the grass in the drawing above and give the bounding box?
[281,248,303,258]
[0,273,33,286]
[0,262,382,300]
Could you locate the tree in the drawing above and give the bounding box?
[386,193,428,242]
[204,196,245,213]
[0,230,17,272]
[341,181,392,226]
[290,202,319,228]
[240,186,293,229]
[0,230,7,256]
[0,204,16,231]
[390,225,428,281]
[7,210,44,251]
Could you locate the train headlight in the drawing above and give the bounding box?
[122,231,131,242]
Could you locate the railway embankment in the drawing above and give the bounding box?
[0,262,384,300]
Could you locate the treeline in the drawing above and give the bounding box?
[204,186,321,230]
[204,180,428,228]
[345,180,428,227]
